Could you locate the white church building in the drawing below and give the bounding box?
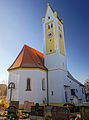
[7,3,86,105]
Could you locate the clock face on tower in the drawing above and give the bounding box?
[48,32,53,38]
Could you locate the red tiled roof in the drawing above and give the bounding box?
[67,71,84,87]
[8,45,47,71]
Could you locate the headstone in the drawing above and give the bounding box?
[30,103,44,116]
[7,106,18,119]
[80,106,89,120]
[44,105,52,119]
[24,101,34,111]
[51,106,70,120]
[10,101,19,109]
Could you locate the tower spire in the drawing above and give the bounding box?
[47,3,50,6]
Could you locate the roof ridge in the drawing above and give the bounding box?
[24,44,43,56]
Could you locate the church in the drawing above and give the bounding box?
[7,3,86,105]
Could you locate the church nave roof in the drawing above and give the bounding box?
[8,45,47,71]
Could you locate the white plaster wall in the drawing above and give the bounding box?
[67,77,86,102]
[7,70,20,101]
[19,69,47,104]
[7,69,47,105]
[48,70,68,103]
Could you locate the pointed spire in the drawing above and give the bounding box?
[47,3,50,6]
[54,11,57,18]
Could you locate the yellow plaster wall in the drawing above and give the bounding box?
[45,20,56,55]
[58,22,65,56]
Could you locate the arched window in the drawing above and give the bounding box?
[26,78,31,90]
[42,78,45,90]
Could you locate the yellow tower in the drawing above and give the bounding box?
[42,3,65,56]
[42,3,66,71]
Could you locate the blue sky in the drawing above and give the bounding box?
[0,0,89,84]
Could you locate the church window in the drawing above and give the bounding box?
[48,16,50,19]
[51,91,53,96]
[26,78,31,90]
[42,79,45,90]
[48,24,50,29]
[71,89,75,95]
[51,23,53,28]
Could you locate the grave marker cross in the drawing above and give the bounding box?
[8,82,15,104]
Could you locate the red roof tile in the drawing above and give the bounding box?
[8,45,47,71]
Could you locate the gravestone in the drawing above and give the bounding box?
[30,103,44,116]
[24,101,34,111]
[7,106,18,119]
[80,106,89,120]
[10,101,19,109]
[51,106,70,120]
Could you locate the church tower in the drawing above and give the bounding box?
[42,3,68,103]
[42,3,67,71]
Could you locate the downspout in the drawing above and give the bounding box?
[47,70,49,105]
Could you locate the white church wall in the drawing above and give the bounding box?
[7,70,20,101]
[67,77,86,102]
[7,69,47,104]
[48,70,67,103]
[18,69,47,104]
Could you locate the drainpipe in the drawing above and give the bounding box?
[47,70,49,106]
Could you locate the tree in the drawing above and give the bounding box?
[84,76,89,100]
